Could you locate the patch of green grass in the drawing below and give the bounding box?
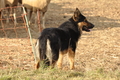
[0,68,120,80]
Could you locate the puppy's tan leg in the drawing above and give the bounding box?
[68,48,75,69]
[57,52,64,69]
[57,50,67,69]
[35,40,40,69]
[35,60,40,69]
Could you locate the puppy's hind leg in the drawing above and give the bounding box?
[35,40,40,69]
[57,50,67,69]
[68,48,75,70]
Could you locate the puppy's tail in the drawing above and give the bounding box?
[40,38,52,66]
[35,36,53,69]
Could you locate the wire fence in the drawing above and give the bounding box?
[0,6,29,38]
[0,6,37,68]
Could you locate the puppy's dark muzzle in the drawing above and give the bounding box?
[89,23,94,29]
[90,24,94,29]
[82,23,94,32]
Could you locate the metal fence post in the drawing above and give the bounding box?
[22,6,37,63]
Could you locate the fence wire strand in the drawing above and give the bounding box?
[0,6,37,64]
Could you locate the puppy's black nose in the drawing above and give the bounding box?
[91,24,94,28]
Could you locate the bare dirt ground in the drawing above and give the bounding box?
[0,0,120,72]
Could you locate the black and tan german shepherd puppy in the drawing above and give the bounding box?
[35,8,94,69]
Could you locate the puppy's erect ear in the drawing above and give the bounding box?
[76,8,80,12]
[73,8,81,21]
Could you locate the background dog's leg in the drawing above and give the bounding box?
[68,48,75,69]
[42,12,45,28]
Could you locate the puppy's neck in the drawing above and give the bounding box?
[69,18,78,27]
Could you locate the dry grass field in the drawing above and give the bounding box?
[0,0,120,79]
